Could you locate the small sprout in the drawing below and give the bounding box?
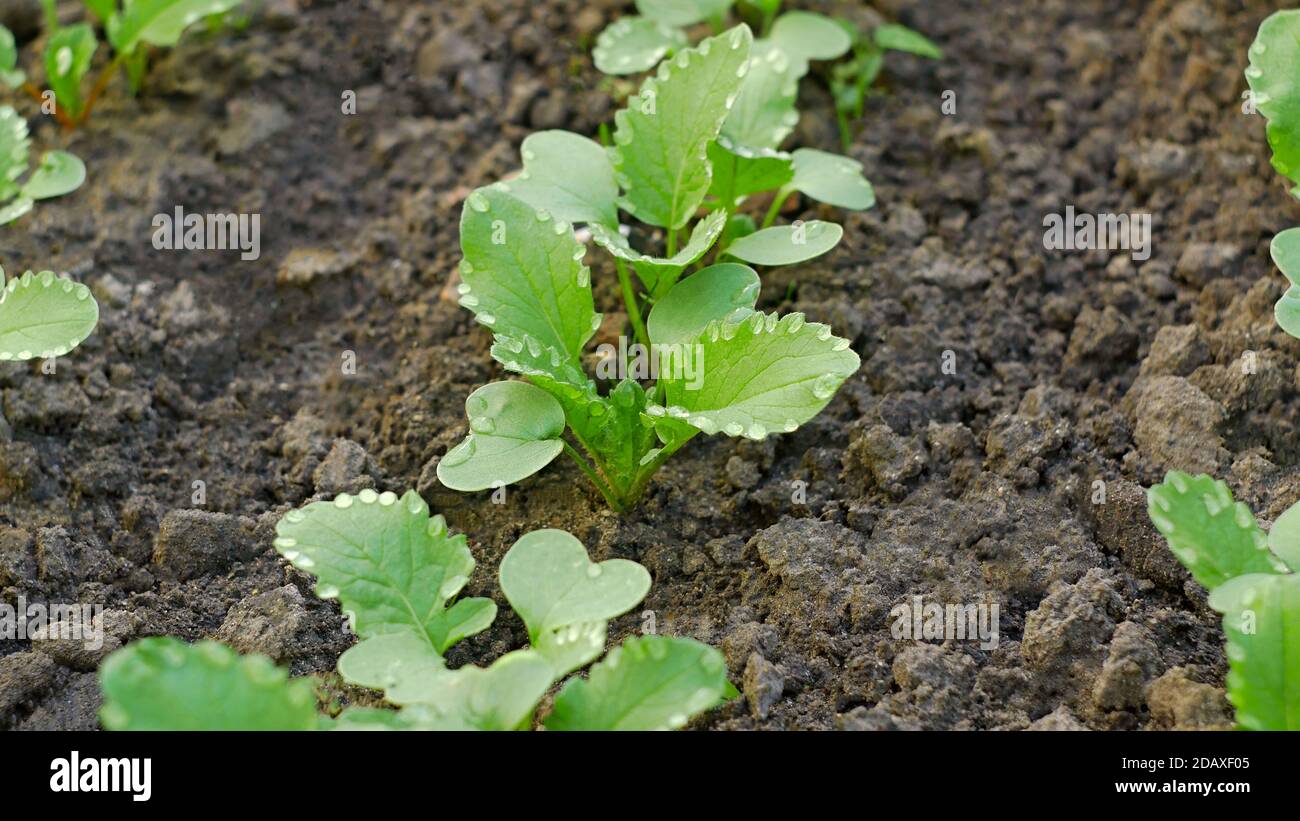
[1147,471,1300,729]
[100,494,734,731]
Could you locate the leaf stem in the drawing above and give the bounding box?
[563,441,625,512]
[19,81,73,129]
[75,52,128,127]
[665,226,678,257]
[615,257,650,349]
[624,429,699,505]
[761,186,794,229]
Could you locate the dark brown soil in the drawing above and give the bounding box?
[1,0,1293,730]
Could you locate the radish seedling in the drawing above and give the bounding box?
[99,490,734,731]
[0,0,244,129]
[1147,471,1300,730]
[0,105,84,225]
[0,267,99,361]
[440,25,863,510]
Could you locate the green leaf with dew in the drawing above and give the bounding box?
[647,262,759,346]
[1247,10,1300,196]
[588,208,726,296]
[507,130,619,227]
[1208,573,1300,730]
[21,150,85,200]
[436,380,567,492]
[723,219,842,265]
[790,148,874,210]
[593,17,687,76]
[0,270,99,361]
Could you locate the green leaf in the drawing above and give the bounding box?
[21,150,85,200]
[769,11,853,66]
[0,25,25,88]
[506,130,619,227]
[647,262,759,346]
[499,529,651,644]
[1208,573,1300,730]
[99,638,318,730]
[560,378,658,491]
[650,310,859,439]
[1247,10,1300,195]
[0,106,31,203]
[723,220,842,266]
[718,212,756,250]
[874,23,942,59]
[707,139,793,204]
[611,24,753,230]
[790,148,874,210]
[545,636,729,730]
[401,650,555,730]
[1267,500,1300,573]
[436,380,566,492]
[85,0,119,22]
[336,629,447,704]
[0,197,32,225]
[108,0,245,54]
[536,620,608,678]
[588,209,726,296]
[45,23,96,120]
[0,270,99,361]
[636,0,734,27]
[593,17,687,76]
[722,40,799,150]
[273,489,496,653]
[458,185,599,363]
[1146,471,1291,590]
[1270,227,1300,338]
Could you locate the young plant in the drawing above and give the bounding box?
[829,22,942,152]
[437,24,865,510]
[0,0,245,129]
[0,266,99,362]
[1247,9,1300,337]
[99,490,735,731]
[1147,471,1300,730]
[0,104,84,225]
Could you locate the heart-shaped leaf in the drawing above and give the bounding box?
[336,630,448,705]
[588,209,726,296]
[506,130,619,227]
[22,150,85,200]
[722,40,799,150]
[648,262,759,347]
[0,270,99,361]
[1247,10,1300,195]
[499,528,651,644]
[874,23,943,59]
[273,489,496,654]
[544,635,730,730]
[458,185,599,363]
[1268,500,1300,573]
[1208,572,1300,730]
[99,638,319,730]
[108,0,245,54]
[790,148,874,210]
[611,25,753,230]
[45,24,96,119]
[770,11,853,67]
[403,649,556,730]
[1270,227,1300,338]
[723,220,842,266]
[1147,471,1290,590]
[593,17,687,76]
[651,310,859,439]
[436,381,567,492]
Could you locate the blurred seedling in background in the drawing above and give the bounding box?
[439,24,868,510]
[99,490,735,730]
[1246,9,1300,337]
[1147,472,1300,730]
[0,0,245,129]
[0,104,84,224]
[593,1,941,152]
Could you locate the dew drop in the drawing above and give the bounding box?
[468,191,489,212]
[441,440,475,467]
[586,564,603,579]
[334,493,354,509]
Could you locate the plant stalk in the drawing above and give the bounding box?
[615,258,650,350]
[564,441,625,512]
[761,186,794,229]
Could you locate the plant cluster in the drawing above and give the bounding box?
[99,489,734,730]
[437,19,889,510]
[0,0,245,129]
[1147,472,1300,730]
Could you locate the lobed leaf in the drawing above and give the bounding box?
[336,629,448,705]
[588,209,726,295]
[593,17,687,76]
[611,25,753,229]
[0,105,31,203]
[457,185,599,363]
[647,262,759,346]
[273,489,496,653]
[436,380,567,492]
[506,130,619,227]
[1247,10,1300,195]
[1208,573,1300,730]
[650,310,859,439]
[790,148,874,210]
[723,220,842,265]
[0,270,99,361]
[45,23,96,119]
[544,635,729,730]
[99,638,318,730]
[1146,471,1290,590]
